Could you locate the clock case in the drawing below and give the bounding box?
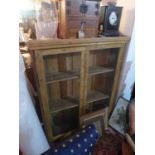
[99,5,122,36]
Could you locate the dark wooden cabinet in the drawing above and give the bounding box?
[58,0,100,38]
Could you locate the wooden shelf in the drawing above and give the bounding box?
[46,71,79,84]
[67,91,109,104]
[49,99,78,113]
[88,66,114,76]
[87,91,109,103]
[45,67,113,84]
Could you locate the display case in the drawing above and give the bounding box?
[28,36,129,142]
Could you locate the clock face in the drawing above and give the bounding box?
[109,11,118,26]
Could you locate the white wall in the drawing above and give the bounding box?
[116,0,135,100]
[122,25,135,100]
[117,0,135,36]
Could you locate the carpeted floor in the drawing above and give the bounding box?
[92,128,123,155]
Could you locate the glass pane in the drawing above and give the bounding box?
[51,107,79,136]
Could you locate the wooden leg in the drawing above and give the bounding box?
[122,140,134,155]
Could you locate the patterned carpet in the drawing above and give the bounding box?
[92,128,123,155]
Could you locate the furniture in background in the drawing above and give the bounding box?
[58,0,100,38]
[28,36,129,142]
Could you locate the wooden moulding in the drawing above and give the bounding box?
[80,109,105,124]
[34,52,53,141]
[28,36,130,50]
[108,44,126,114]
